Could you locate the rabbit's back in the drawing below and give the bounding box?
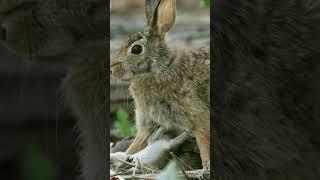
[187,47,210,105]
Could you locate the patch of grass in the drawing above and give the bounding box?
[111,106,136,137]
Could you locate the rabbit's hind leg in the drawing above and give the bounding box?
[125,128,154,154]
[194,123,211,170]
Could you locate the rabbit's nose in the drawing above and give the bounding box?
[110,61,122,75]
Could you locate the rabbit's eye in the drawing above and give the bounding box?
[131,45,142,54]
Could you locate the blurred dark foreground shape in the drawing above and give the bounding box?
[0,0,107,180]
[212,0,320,179]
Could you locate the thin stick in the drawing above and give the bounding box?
[112,157,159,173]
[114,170,210,179]
[132,162,138,177]
[171,153,193,171]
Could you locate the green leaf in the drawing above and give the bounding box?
[21,144,57,180]
[156,160,186,180]
[116,106,131,136]
[203,0,210,7]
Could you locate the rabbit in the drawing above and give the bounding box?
[110,0,210,169]
[110,127,202,172]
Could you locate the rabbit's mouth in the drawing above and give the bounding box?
[110,62,133,80]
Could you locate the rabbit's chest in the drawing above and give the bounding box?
[130,81,197,130]
[138,97,187,129]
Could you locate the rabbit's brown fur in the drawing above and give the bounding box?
[111,0,210,168]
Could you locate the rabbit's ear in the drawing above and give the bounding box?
[145,0,160,26]
[145,0,176,35]
[156,0,176,33]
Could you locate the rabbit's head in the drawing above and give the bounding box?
[111,0,176,80]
